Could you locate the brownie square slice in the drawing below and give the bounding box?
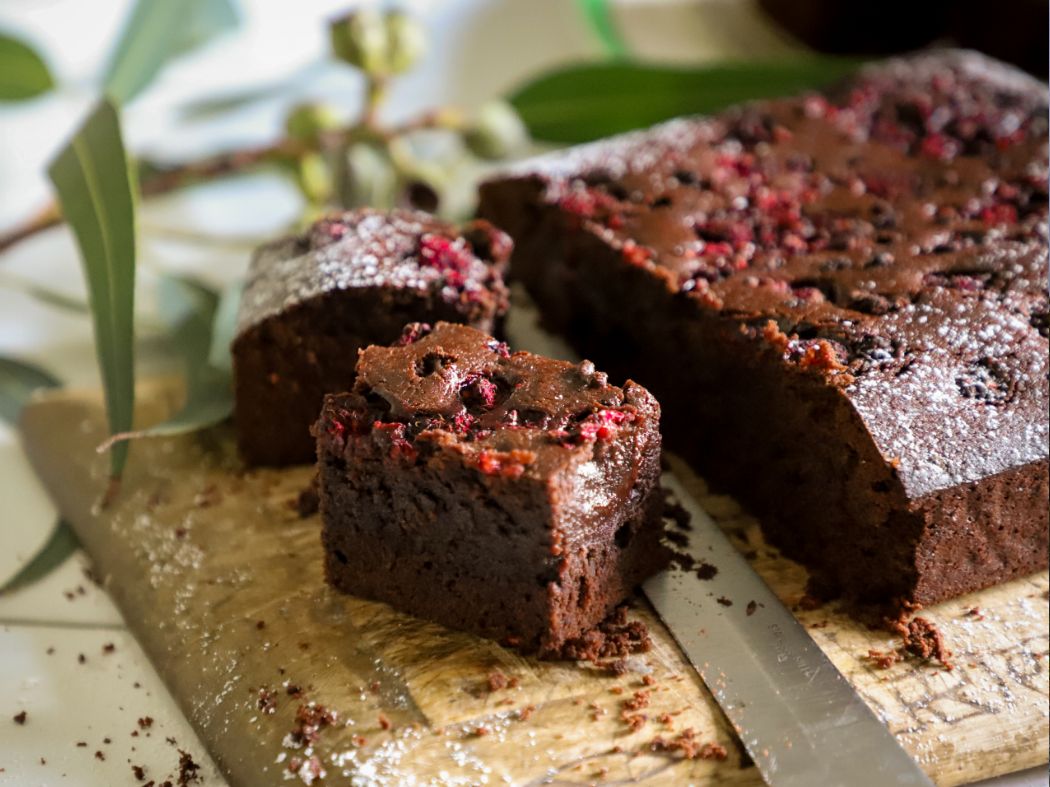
[315,322,667,656]
[478,51,1049,606]
[232,209,511,466]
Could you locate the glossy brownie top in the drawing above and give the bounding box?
[316,322,660,481]
[484,50,1049,497]
[236,209,510,335]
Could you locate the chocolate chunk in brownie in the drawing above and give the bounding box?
[314,322,667,656]
[478,51,1049,606]
[233,209,511,466]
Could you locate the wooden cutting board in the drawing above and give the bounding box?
[19,380,1048,787]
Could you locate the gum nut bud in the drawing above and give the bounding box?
[295,152,334,205]
[384,10,426,75]
[284,103,340,143]
[329,8,388,74]
[465,101,528,160]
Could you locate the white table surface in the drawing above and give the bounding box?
[0,1,1046,784]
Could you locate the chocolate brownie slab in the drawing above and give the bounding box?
[478,51,1049,605]
[314,322,667,656]
[233,209,510,465]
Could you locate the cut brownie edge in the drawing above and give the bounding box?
[233,210,511,466]
[315,322,668,657]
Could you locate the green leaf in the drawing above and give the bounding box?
[575,0,628,59]
[0,520,79,595]
[98,274,232,451]
[103,0,239,104]
[48,99,137,479]
[509,58,861,144]
[0,31,54,101]
[207,280,241,374]
[0,271,90,315]
[0,356,60,425]
[0,358,76,597]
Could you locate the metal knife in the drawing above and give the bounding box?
[643,466,934,787]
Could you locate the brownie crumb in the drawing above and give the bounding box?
[77,653,87,664]
[137,717,154,730]
[665,530,689,548]
[696,562,718,580]
[641,674,657,687]
[600,658,629,676]
[486,670,510,692]
[132,764,147,781]
[622,690,651,712]
[895,616,954,670]
[651,728,729,761]
[378,714,391,731]
[517,705,536,721]
[867,612,954,670]
[746,600,758,616]
[176,750,201,786]
[76,741,87,747]
[558,605,652,662]
[621,711,647,731]
[102,643,116,654]
[866,648,900,669]
[95,751,106,761]
[964,606,985,621]
[669,550,697,572]
[663,493,693,531]
[12,711,26,725]
[716,596,733,607]
[289,703,338,747]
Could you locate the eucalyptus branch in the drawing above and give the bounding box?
[0,8,523,259]
[0,118,443,256]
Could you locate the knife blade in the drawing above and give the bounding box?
[643,463,934,787]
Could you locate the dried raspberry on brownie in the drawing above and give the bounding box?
[314,322,667,656]
[232,209,510,465]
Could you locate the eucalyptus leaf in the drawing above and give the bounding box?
[0,356,60,426]
[98,274,233,451]
[156,274,219,384]
[0,520,79,596]
[575,0,628,58]
[103,0,239,104]
[0,271,90,315]
[48,99,137,479]
[0,31,54,101]
[509,58,861,144]
[0,357,77,597]
[208,280,242,374]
